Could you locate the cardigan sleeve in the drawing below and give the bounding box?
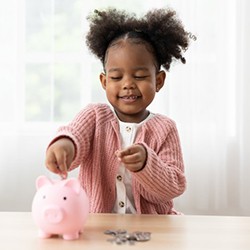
[132,117,186,204]
[48,104,98,170]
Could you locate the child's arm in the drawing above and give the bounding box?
[134,141,186,204]
[130,119,186,204]
[116,139,185,204]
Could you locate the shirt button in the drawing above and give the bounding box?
[119,201,125,208]
[126,126,131,132]
[117,175,122,181]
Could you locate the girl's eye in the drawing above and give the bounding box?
[110,76,122,80]
[135,76,148,80]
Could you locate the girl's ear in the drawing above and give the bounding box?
[156,70,166,92]
[100,72,107,90]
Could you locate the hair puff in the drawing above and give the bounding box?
[86,8,191,71]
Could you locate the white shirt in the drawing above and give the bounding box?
[112,113,154,214]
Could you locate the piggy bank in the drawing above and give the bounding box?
[32,175,89,240]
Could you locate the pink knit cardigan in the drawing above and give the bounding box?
[52,103,186,214]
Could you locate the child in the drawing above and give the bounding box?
[45,8,190,214]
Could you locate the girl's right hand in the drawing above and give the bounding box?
[45,137,75,178]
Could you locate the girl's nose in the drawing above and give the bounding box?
[122,77,136,89]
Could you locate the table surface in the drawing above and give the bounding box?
[1,212,250,250]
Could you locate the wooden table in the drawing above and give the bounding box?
[1,212,250,249]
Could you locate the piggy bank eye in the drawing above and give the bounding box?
[43,195,46,199]
[63,197,67,200]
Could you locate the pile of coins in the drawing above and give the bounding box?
[104,229,151,245]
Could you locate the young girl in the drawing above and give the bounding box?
[45,8,190,214]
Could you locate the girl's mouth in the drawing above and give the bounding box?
[119,95,141,103]
[121,95,138,100]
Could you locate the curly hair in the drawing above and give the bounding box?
[86,8,191,71]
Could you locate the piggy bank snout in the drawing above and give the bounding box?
[43,205,64,224]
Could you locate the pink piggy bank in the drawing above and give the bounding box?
[32,175,89,240]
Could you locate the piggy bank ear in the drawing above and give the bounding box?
[36,175,53,190]
[63,178,81,194]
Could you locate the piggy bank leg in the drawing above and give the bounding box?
[38,229,52,239]
[63,232,80,240]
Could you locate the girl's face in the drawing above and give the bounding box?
[100,40,166,123]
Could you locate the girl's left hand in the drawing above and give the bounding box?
[115,144,147,172]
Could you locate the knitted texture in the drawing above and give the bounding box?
[52,103,186,214]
